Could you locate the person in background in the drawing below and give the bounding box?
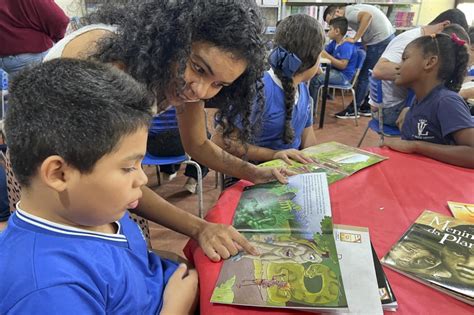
[309,17,357,112]
[0,59,198,314]
[373,9,470,127]
[383,33,474,168]
[324,4,395,119]
[459,26,474,110]
[0,0,69,76]
[213,14,324,166]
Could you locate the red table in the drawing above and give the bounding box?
[184,148,474,315]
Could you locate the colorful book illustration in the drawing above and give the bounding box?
[258,142,387,184]
[381,210,474,306]
[211,173,348,312]
[333,225,383,314]
[448,201,474,223]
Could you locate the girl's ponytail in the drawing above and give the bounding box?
[444,33,469,92]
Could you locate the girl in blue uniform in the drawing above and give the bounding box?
[384,30,474,168]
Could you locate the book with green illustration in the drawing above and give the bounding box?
[381,210,474,306]
[258,141,387,184]
[211,173,348,312]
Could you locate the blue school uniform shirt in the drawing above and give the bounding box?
[251,70,313,150]
[0,208,178,314]
[325,40,357,81]
[401,84,473,145]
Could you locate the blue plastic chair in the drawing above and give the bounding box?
[316,48,366,126]
[143,108,204,218]
[1,68,8,121]
[357,72,414,147]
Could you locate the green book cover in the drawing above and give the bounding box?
[382,210,474,306]
[258,142,387,184]
[211,173,348,311]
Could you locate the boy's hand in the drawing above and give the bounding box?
[197,222,259,262]
[161,264,198,315]
[381,138,416,153]
[273,149,313,165]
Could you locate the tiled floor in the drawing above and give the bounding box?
[147,94,381,258]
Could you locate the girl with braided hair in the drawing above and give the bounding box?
[383,32,474,168]
[213,14,324,165]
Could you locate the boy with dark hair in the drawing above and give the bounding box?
[0,59,198,314]
[309,17,358,113]
[324,4,395,119]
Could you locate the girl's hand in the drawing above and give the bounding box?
[273,149,313,165]
[196,222,259,262]
[252,167,296,184]
[382,138,416,153]
[161,264,198,315]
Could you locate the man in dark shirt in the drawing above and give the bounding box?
[0,0,69,76]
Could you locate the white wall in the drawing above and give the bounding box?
[416,0,455,25]
[55,0,85,17]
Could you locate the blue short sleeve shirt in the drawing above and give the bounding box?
[401,85,473,145]
[325,40,357,81]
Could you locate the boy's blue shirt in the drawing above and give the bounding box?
[0,209,178,314]
[325,40,357,81]
[250,71,313,151]
[401,84,474,145]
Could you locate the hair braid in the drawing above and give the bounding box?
[273,68,296,144]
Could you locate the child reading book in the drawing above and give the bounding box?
[0,59,198,314]
[383,32,474,168]
[309,17,358,112]
[213,14,324,166]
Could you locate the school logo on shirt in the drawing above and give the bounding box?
[417,119,429,137]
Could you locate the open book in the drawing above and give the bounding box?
[211,173,348,312]
[258,142,387,184]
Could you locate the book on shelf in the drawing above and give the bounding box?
[448,201,474,223]
[381,210,474,306]
[211,173,349,312]
[258,142,387,184]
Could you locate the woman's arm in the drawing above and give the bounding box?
[176,101,290,183]
[383,128,474,168]
[134,185,258,261]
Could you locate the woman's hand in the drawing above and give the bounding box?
[161,264,198,315]
[251,167,296,184]
[273,149,313,165]
[382,138,416,153]
[196,222,259,262]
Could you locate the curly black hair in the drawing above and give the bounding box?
[88,0,266,145]
[409,24,469,92]
[273,14,324,143]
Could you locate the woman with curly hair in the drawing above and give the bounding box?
[213,15,324,166]
[6,0,292,261]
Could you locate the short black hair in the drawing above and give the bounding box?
[329,16,348,35]
[323,5,344,22]
[429,8,469,32]
[469,26,474,46]
[5,59,153,187]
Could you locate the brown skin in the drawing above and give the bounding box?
[382,44,474,169]
[57,29,267,261]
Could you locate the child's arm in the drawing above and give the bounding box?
[344,11,373,44]
[321,50,349,71]
[300,126,318,149]
[161,264,199,315]
[211,129,313,165]
[383,128,474,168]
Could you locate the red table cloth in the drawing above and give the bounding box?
[184,148,474,314]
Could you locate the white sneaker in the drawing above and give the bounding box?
[161,172,177,182]
[184,177,198,194]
